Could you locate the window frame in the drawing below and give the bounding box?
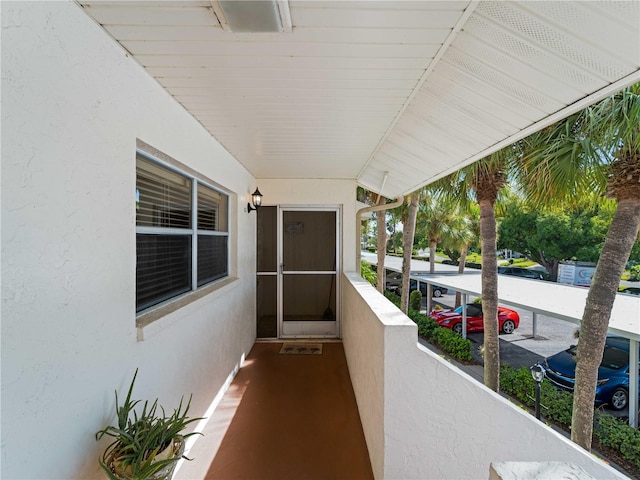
[136,148,230,316]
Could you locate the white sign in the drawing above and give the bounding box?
[558,264,576,285]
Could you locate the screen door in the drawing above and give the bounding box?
[256,206,339,338]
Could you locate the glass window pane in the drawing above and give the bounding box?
[197,235,228,286]
[137,157,191,229]
[198,184,227,232]
[601,347,627,370]
[136,234,191,312]
[135,152,230,314]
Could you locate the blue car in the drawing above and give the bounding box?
[543,337,640,410]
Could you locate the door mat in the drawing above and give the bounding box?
[279,343,323,355]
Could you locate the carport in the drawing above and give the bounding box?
[423,273,640,427]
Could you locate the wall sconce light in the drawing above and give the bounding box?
[247,188,263,213]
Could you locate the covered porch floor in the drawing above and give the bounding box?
[178,341,373,480]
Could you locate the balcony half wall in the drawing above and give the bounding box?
[341,272,625,480]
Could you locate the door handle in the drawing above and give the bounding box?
[280,263,285,274]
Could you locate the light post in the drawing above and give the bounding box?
[530,363,545,420]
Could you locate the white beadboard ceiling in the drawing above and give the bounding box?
[78,0,640,199]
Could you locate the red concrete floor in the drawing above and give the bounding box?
[204,342,373,480]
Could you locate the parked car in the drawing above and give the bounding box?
[429,303,520,334]
[498,266,544,280]
[543,336,640,410]
[406,280,448,298]
[385,271,448,297]
[619,287,640,296]
[384,270,403,293]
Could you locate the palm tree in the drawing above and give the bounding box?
[415,193,468,306]
[441,204,480,307]
[375,195,388,293]
[400,191,421,313]
[417,194,455,274]
[518,83,640,450]
[471,158,510,392]
[423,181,481,308]
[440,151,513,391]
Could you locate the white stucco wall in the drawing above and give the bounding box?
[342,273,399,478]
[2,2,256,478]
[342,273,626,480]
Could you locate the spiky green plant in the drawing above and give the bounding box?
[95,370,203,480]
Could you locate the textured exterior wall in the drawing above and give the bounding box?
[2,2,256,478]
[342,273,625,480]
[341,273,390,478]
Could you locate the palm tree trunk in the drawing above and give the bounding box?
[428,239,436,301]
[429,240,436,274]
[401,193,420,313]
[455,244,469,308]
[479,198,500,391]
[376,196,387,293]
[571,197,640,450]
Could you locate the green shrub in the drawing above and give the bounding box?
[539,385,573,426]
[432,327,473,361]
[360,261,377,287]
[594,414,627,450]
[408,309,439,339]
[441,259,481,269]
[500,364,536,404]
[383,291,472,362]
[409,290,422,312]
[594,414,640,470]
[384,290,400,304]
[620,435,640,469]
[500,258,537,267]
[499,364,573,426]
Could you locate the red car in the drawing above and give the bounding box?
[429,303,520,335]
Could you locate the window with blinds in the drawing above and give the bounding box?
[136,153,229,313]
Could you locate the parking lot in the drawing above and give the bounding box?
[431,291,633,419]
[364,252,639,420]
[432,291,579,359]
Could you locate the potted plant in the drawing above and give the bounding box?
[95,370,202,480]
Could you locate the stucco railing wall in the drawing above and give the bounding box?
[341,272,625,480]
[342,273,402,478]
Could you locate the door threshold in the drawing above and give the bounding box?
[255,338,342,343]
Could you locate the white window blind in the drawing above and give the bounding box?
[136,153,228,312]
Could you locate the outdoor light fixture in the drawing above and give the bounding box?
[247,188,263,213]
[530,363,545,383]
[211,0,292,33]
[530,363,545,420]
